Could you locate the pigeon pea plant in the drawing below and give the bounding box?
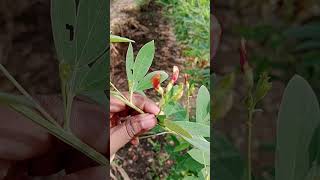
[110,39,211,179]
[0,0,108,166]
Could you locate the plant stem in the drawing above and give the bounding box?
[11,104,107,165]
[0,64,60,127]
[186,90,190,119]
[64,93,74,131]
[247,109,253,180]
[139,132,173,140]
[110,82,144,114]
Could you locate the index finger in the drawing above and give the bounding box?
[123,93,160,115]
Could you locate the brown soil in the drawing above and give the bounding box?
[0,0,60,96]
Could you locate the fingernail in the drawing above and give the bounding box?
[141,115,156,129]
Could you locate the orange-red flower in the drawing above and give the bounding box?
[152,73,161,90]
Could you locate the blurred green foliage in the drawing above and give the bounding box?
[234,21,320,98]
[158,0,210,62]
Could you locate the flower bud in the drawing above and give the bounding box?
[171,66,179,84]
[166,82,173,93]
[172,83,184,101]
[239,38,254,88]
[239,38,248,72]
[184,74,190,88]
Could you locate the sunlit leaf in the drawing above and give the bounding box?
[196,85,210,124]
[162,119,192,139]
[133,40,155,82]
[188,148,209,165]
[110,34,135,43]
[175,121,210,137]
[126,43,134,83]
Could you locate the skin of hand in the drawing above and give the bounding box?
[110,93,159,157]
[0,95,107,179]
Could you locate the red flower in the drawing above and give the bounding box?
[171,66,179,84]
[239,38,248,72]
[152,73,161,90]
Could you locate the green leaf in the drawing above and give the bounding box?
[110,35,135,43]
[184,135,210,155]
[295,41,320,51]
[51,0,76,63]
[76,51,107,92]
[174,121,210,137]
[163,102,187,121]
[134,71,168,91]
[133,40,155,82]
[276,75,320,180]
[80,91,107,107]
[196,85,210,124]
[9,104,107,165]
[126,43,134,83]
[213,133,245,180]
[173,142,190,152]
[0,92,35,108]
[187,148,210,165]
[304,163,320,180]
[162,119,192,139]
[200,166,210,180]
[253,72,272,105]
[157,115,166,124]
[284,23,320,40]
[75,0,109,66]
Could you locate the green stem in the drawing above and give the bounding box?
[186,90,190,119]
[248,109,253,180]
[11,104,107,165]
[139,132,173,140]
[64,93,74,131]
[111,92,144,114]
[0,64,60,127]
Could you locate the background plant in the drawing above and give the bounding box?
[158,0,210,88]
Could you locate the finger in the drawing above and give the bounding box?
[110,96,126,113]
[69,100,107,154]
[123,93,160,115]
[110,113,156,156]
[0,103,54,161]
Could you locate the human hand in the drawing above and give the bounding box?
[110,93,159,157]
[0,95,107,179]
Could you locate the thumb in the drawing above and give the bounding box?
[110,114,157,156]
